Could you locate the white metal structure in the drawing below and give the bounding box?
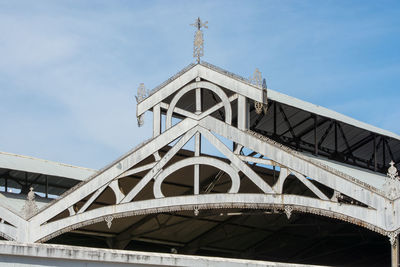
[0,62,399,266]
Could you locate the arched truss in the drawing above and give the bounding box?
[165,81,233,129]
[35,194,383,243]
[153,156,240,198]
[28,119,395,243]
[24,78,399,245]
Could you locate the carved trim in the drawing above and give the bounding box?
[36,200,385,243]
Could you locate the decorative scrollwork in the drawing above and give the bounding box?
[194,206,200,216]
[388,231,399,247]
[105,215,114,229]
[190,17,208,63]
[21,187,38,219]
[284,205,293,219]
[388,161,399,180]
[383,161,400,199]
[254,101,263,114]
[250,69,268,114]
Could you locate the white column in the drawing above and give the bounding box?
[153,103,161,137]
[194,132,201,195]
[194,85,201,195]
[238,95,246,130]
[392,236,399,267]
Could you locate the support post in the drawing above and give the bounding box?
[374,134,377,171]
[153,103,161,137]
[314,115,318,156]
[334,121,338,154]
[383,137,386,168]
[194,132,201,195]
[194,85,202,194]
[238,95,246,130]
[392,235,399,267]
[273,101,277,136]
[196,87,201,115]
[45,175,48,198]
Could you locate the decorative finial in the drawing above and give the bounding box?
[190,17,208,63]
[21,187,39,219]
[388,161,399,180]
[136,83,147,127]
[250,68,262,87]
[250,69,268,114]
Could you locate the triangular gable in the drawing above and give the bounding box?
[136,63,264,117]
[137,62,400,140]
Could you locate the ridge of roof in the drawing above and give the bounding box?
[33,136,155,217]
[0,151,96,172]
[144,61,399,140]
[0,151,97,181]
[246,129,387,197]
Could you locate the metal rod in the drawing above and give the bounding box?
[334,121,338,154]
[45,176,48,198]
[273,101,277,136]
[374,134,377,172]
[314,115,318,156]
[383,136,386,168]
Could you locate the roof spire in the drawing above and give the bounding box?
[190,17,208,63]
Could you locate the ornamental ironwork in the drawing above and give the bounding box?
[249,68,268,114]
[21,187,38,219]
[190,17,208,63]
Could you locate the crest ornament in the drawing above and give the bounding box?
[190,17,208,63]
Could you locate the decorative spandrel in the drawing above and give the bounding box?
[249,68,268,114]
[190,17,208,63]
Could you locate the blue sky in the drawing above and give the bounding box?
[0,0,399,169]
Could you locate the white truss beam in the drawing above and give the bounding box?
[137,65,263,116]
[198,127,275,194]
[291,170,329,200]
[120,126,199,204]
[30,118,198,226]
[199,116,386,209]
